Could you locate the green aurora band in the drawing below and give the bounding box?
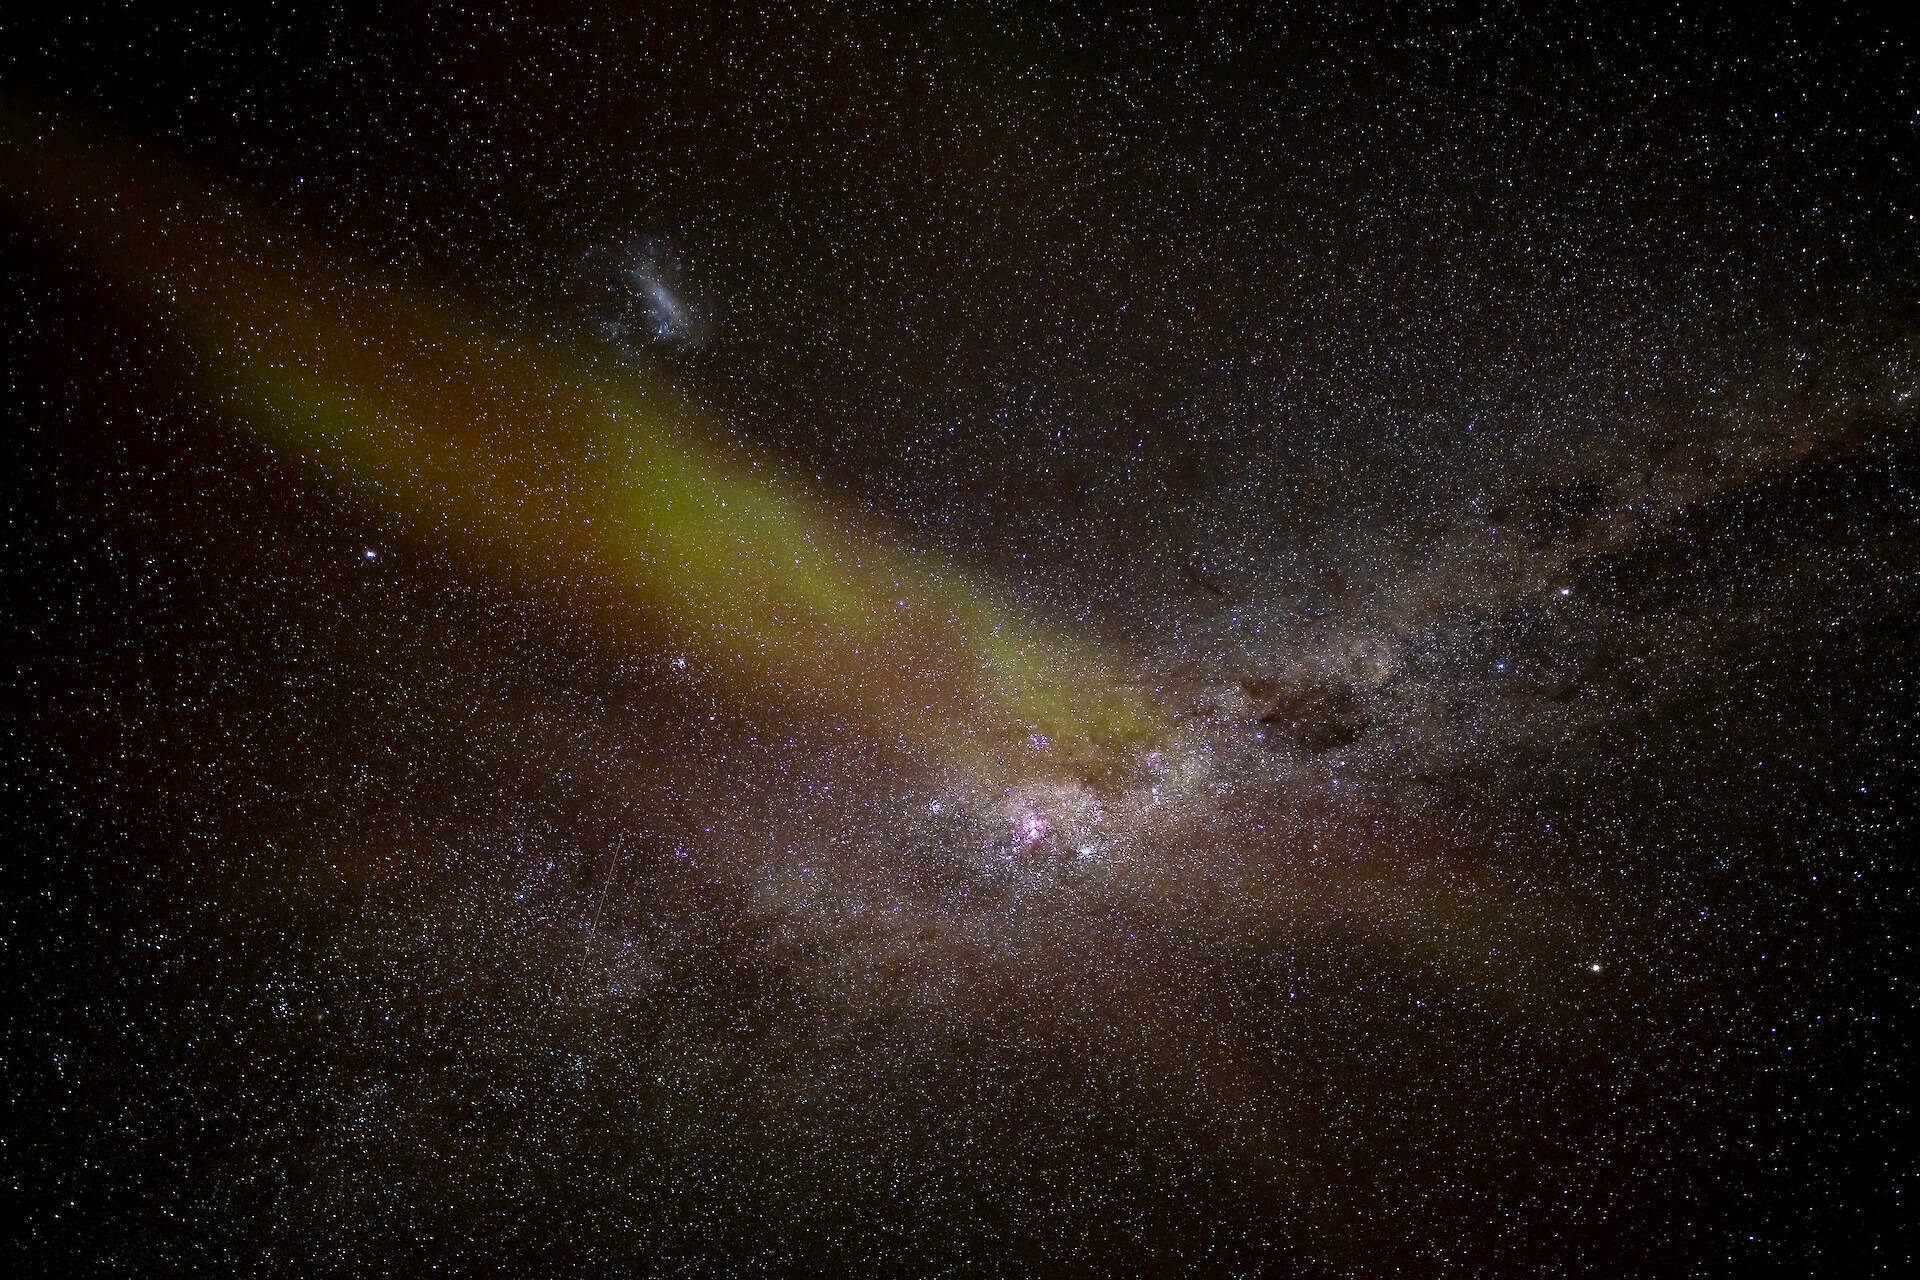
[2,106,1164,780]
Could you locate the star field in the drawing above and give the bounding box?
[4,3,1918,1275]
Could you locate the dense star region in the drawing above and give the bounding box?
[4,4,1917,1275]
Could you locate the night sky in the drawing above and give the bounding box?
[5,3,1918,1274]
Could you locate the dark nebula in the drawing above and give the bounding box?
[4,4,1917,1275]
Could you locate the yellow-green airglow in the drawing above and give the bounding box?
[2,108,1161,774]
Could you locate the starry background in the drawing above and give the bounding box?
[4,2,1919,1274]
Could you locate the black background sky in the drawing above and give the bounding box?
[5,3,1919,1275]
